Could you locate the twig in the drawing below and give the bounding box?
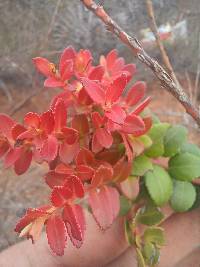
[145,0,180,87]
[80,0,200,127]
[8,89,40,116]
[185,71,193,101]
[39,0,62,52]
[0,79,13,103]
[194,32,200,105]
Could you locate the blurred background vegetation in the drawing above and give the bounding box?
[0,0,200,88]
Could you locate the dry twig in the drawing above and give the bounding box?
[39,0,62,52]
[145,0,180,87]
[80,0,200,127]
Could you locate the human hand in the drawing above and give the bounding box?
[0,208,199,267]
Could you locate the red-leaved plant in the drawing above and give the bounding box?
[1,47,200,266]
[0,47,150,256]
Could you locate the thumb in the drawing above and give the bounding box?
[0,211,128,267]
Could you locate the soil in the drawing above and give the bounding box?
[0,80,199,252]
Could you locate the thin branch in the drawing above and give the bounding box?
[194,32,200,105]
[145,0,180,87]
[80,0,200,127]
[9,89,40,117]
[39,0,62,52]
[0,79,13,103]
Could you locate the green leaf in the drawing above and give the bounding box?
[119,196,132,216]
[164,125,187,157]
[143,227,165,246]
[170,180,196,212]
[181,143,200,157]
[169,152,200,181]
[190,185,200,210]
[136,248,146,267]
[136,205,164,226]
[145,123,170,158]
[145,165,173,206]
[132,155,153,176]
[143,242,160,266]
[138,135,153,149]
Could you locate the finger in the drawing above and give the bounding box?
[160,208,200,267]
[105,247,137,267]
[56,211,128,267]
[106,208,200,267]
[0,211,129,267]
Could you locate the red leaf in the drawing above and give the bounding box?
[60,60,73,80]
[75,148,95,166]
[131,96,151,115]
[62,127,78,145]
[95,128,113,148]
[89,186,120,229]
[17,129,35,141]
[111,58,125,74]
[71,114,89,136]
[27,216,47,242]
[77,88,93,106]
[88,65,104,81]
[105,105,126,124]
[55,163,74,175]
[51,90,72,108]
[24,112,40,128]
[51,186,73,207]
[106,119,121,132]
[45,171,67,188]
[63,204,85,248]
[4,147,22,168]
[96,149,121,165]
[46,215,67,256]
[107,187,120,220]
[91,112,104,128]
[133,117,152,137]
[81,78,105,104]
[14,149,32,175]
[15,207,50,233]
[121,114,145,134]
[92,133,103,153]
[44,77,64,88]
[59,46,76,71]
[113,158,132,182]
[0,113,15,138]
[91,165,113,188]
[64,175,84,198]
[76,165,94,181]
[54,98,67,132]
[106,49,118,69]
[40,135,58,162]
[11,124,27,140]
[121,133,133,162]
[75,49,92,75]
[0,141,9,159]
[126,81,146,106]
[59,142,79,164]
[120,178,140,200]
[32,57,53,77]
[123,64,136,76]
[40,110,54,134]
[105,73,127,104]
